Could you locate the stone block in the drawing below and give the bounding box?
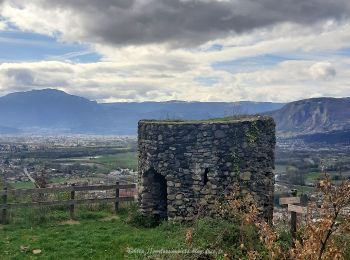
[240,171,252,181]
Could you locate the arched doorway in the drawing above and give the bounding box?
[143,168,167,219]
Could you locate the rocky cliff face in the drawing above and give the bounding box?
[269,97,350,136]
[138,116,275,221]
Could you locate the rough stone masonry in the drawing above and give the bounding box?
[138,116,275,221]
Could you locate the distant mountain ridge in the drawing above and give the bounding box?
[268,97,350,136]
[0,89,110,134]
[1,89,349,141]
[0,89,285,135]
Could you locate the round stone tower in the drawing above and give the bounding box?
[138,116,275,221]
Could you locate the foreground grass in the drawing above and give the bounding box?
[0,210,187,260]
[1,204,258,260]
[1,202,253,259]
[6,204,348,259]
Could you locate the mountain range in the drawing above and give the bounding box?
[268,97,350,136]
[0,89,349,142]
[0,89,284,135]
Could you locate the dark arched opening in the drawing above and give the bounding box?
[203,168,209,185]
[153,171,167,220]
[143,168,168,220]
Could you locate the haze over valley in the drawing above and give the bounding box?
[0,89,349,146]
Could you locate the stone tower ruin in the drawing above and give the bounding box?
[138,116,275,221]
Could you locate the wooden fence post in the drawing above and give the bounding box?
[1,186,7,224]
[115,181,119,214]
[38,188,45,222]
[70,184,75,219]
[290,189,298,247]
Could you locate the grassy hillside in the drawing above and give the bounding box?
[0,207,187,260]
[0,203,265,259]
[0,219,186,259]
[1,203,349,259]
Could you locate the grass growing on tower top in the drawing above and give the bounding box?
[140,115,270,125]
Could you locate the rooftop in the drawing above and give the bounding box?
[139,115,273,125]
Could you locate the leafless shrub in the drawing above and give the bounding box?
[188,177,350,259]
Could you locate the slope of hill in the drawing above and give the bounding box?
[0,89,284,135]
[0,89,110,134]
[297,129,350,144]
[269,97,350,136]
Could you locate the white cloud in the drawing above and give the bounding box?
[0,20,6,30]
[309,62,336,80]
[2,0,350,47]
[0,58,349,103]
[0,0,350,102]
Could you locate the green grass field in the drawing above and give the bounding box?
[93,152,137,171]
[0,201,259,260]
[0,206,187,260]
[0,206,263,260]
[8,177,105,190]
[1,203,348,259]
[304,172,348,185]
[0,218,186,260]
[305,172,322,183]
[10,182,35,189]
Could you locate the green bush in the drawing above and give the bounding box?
[125,204,160,228]
[190,217,267,259]
[276,229,292,253]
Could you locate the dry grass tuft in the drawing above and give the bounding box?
[59,219,80,225]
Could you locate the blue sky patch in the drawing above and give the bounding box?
[0,30,101,63]
[335,48,350,57]
[212,54,291,73]
[195,76,220,86]
[206,44,224,51]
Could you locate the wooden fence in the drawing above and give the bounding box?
[0,182,136,224]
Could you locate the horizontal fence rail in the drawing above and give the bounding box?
[0,182,136,224]
[2,184,136,195]
[1,197,135,209]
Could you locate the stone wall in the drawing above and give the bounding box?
[138,116,276,221]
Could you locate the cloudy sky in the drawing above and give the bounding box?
[0,0,349,102]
